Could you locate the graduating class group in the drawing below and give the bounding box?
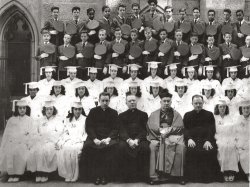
[1,0,250,185]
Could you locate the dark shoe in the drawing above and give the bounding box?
[149,180,155,185]
[94,177,101,185]
[101,177,107,185]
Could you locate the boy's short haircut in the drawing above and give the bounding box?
[114,27,122,33]
[144,27,152,32]
[72,6,80,13]
[40,28,50,35]
[208,9,215,15]
[131,28,138,35]
[164,6,173,12]
[118,4,126,10]
[148,0,158,5]
[223,32,232,37]
[132,3,140,9]
[207,35,214,39]
[193,7,200,12]
[99,29,107,34]
[190,32,199,38]
[64,33,72,38]
[236,9,244,15]
[51,6,59,12]
[102,5,110,12]
[179,8,186,13]
[87,8,95,14]
[175,29,183,34]
[224,9,231,14]
[80,30,89,36]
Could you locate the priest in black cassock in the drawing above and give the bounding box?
[80,92,119,185]
[183,95,222,183]
[118,93,150,182]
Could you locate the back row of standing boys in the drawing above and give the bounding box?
[37,0,250,81]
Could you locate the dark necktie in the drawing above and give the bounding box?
[75,20,78,25]
[239,22,241,27]
[194,19,197,23]
[82,42,85,48]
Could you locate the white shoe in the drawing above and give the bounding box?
[36,177,41,182]
[41,177,48,182]
[65,178,71,182]
[13,177,19,182]
[7,177,14,182]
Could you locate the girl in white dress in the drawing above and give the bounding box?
[234,100,250,182]
[72,81,95,116]
[172,79,192,117]
[49,81,71,119]
[56,101,87,182]
[103,81,124,114]
[121,81,145,112]
[37,66,56,97]
[0,100,33,182]
[183,66,201,96]
[214,99,238,182]
[144,81,162,116]
[201,83,217,113]
[27,100,64,183]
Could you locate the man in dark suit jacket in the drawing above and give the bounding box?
[175,8,191,44]
[43,6,64,46]
[118,94,149,182]
[75,31,94,80]
[235,9,248,47]
[65,7,85,45]
[142,0,164,39]
[111,4,126,35]
[99,5,113,41]
[80,92,119,185]
[218,9,237,45]
[205,9,220,46]
[191,7,206,44]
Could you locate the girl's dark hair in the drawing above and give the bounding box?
[126,86,142,98]
[28,88,39,95]
[225,89,237,97]
[104,87,118,96]
[75,86,90,97]
[66,107,86,122]
[202,88,215,97]
[149,86,162,95]
[239,107,243,115]
[42,106,58,116]
[50,85,66,95]
[13,106,31,116]
[214,104,229,115]
[175,86,188,93]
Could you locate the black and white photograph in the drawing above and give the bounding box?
[0,0,249,186]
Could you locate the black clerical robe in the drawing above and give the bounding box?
[183,109,222,183]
